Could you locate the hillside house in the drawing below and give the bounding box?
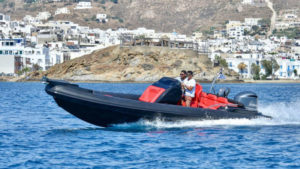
[244,18,261,26]
[96,14,108,23]
[36,12,51,21]
[75,2,92,10]
[0,13,10,25]
[55,8,70,15]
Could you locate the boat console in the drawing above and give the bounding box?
[139,77,182,104]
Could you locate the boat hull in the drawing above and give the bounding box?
[45,80,270,127]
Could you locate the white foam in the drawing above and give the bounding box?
[112,101,300,129]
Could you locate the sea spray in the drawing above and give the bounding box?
[111,101,300,130]
[258,100,300,124]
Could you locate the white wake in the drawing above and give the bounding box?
[112,101,300,129]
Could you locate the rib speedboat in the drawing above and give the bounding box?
[43,75,271,127]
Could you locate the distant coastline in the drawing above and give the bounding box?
[1,75,300,84]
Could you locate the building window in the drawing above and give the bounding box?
[0,50,2,55]
[5,51,8,54]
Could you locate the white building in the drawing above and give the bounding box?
[96,14,108,23]
[55,8,70,15]
[23,15,36,23]
[0,13,10,25]
[36,12,51,21]
[244,18,261,26]
[226,57,257,78]
[276,58,300,79]
[75,2,92,10]
[290,21,300,28]
[226,21,245,39]
[275,22,290,30]
[0,38,46,74]
[242,0,254,5]
[284,14,298,20]
[228,26,245,40]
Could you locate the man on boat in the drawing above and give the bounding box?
[182,71,196,107]
[175,70,187,83]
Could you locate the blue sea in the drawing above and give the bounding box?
[1,82,300,168]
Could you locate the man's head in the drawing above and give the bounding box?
[180,70,187,80]
[187,71,193,80]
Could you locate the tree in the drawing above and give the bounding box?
[252,25,259,32]
[251,63,261,80]
[238,62,247,74]
[261,59,279,79]
[294,69,298,76]
[17,67,30,76]
[215,56,228,68]
[244,29,250,36]
[32,64,41,71]
[91,15,97,21]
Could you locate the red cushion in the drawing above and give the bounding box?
[217,97,229,104]
[199,92,208,108]
[207,94,217,105]
[206,94,218,109]
[190,84,203,108]
[139,85,166,103]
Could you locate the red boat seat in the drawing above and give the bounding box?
[190,84,203,108]
[139,85,166,103]
[206,94,218,109]
[198,92,208,108]
[217,97,229,104]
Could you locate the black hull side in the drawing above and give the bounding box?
[45,81,270,127]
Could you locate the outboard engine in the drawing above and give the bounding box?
[217,87,230,98]
[139,77,182,104]
[234,91,258,111]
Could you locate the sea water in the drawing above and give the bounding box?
[0,82,300,168]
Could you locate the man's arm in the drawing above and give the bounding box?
[184,84,194,91]
[184,80,196,91]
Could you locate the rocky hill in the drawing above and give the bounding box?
[26,46,238,82]
[1,0,298,34]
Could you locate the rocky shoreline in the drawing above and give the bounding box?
[13,46,239,82]
[2,75,300,84]
[2,46,300,84]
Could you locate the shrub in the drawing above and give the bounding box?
[251,63,260,80]
[261,59,279,78]
[215,56,228,68]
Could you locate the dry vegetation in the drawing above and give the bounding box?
[0,0,283,34]
[26,46,238,82]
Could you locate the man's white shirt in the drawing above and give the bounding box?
[175,77,186,83]
[183,78,196,97]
